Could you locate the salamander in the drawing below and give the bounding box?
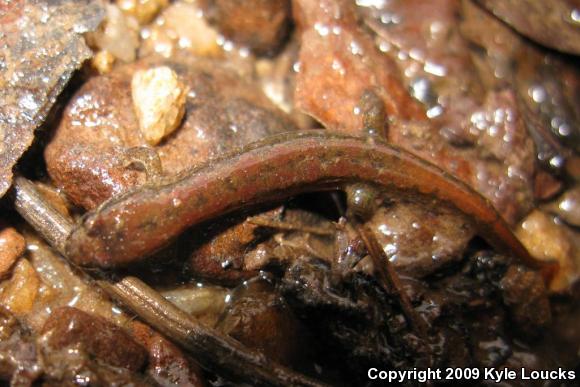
[64,130,552,278]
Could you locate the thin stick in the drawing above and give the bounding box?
[99,276,326,387]
[355,223,429,339]
[13,177,72,254]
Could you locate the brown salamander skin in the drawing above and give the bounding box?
[65,130,547,274]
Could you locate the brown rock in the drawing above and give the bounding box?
[0,259,39,316]
[117,0,169,25]
[217,280,312,370]
[500,265,551,337]
[45,56,297,209]
[361,0,484,109]
[139,1,221,59]
[41,307,147,372]
[544,186,580,227]
[516,210,580,292]
[477,0,580,55]
[366,199,475,278]
[130,321,205,386]
[0,306,42,385]
[203,0,291,56]
[293,0,426,135]
[0,226,26,279]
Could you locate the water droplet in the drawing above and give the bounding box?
[426,105,443,118]
[549,155,565,169]
[423,61,446,77]
[571,8,580,23]
[349,40,363,56]
[314,22,330,37]
[528,85,546,103]
[356,0,387,7]
[292,61,301,73]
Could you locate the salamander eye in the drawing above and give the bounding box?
[345,183,379,222]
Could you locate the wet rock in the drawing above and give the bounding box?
[476,0,580,55]
[500,265,551,337]
[130,321,206,386]
[161,284,229,327]
[41,307,147,372]
[45,56,297,209]
[459,0,520,87]
[203,0,292,56]
[0,0,104,198]
[147,335,205,387]
[514,45,579,169]
[516,210,580,292]
[91,50,116,75]
[184,207,325,284]
[217,280,312,370]
[132,66,188,145]
[360,0,484,117]
[544,186,580,227]
[0,225,26,279]
[0,259,40,317]
[366,199,475,278]
[0,306,42,385]
[140,1,221,59]
[116,0,169,25]
[461,0,579,171]
[293,0,426,135]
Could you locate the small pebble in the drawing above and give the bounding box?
[91,50,116,74]
[87,4,140,62]
[0,259,40,316]
[545,186,580,227]
[0,226,26,279]
[131,66,188,145]
[139,2,221,58]
[116,0,168,25]
[516,210,579,292]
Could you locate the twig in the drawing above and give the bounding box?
[354,222,429,339]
